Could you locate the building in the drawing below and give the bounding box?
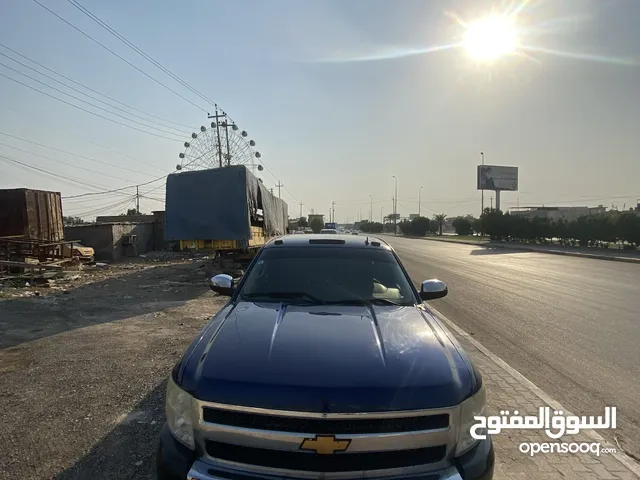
[64,211,167,261]
[508,205,607,222]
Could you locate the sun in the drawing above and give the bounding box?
[463,15,518,62]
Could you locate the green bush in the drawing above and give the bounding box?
[360,220,384,233]
[452,218,473,236]
[478,209,640,248]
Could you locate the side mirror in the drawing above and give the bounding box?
[210,274,234,296]
[419,279,448,301]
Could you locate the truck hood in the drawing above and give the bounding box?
[179,302,473,412]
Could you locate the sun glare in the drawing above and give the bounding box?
[463,15,518,62]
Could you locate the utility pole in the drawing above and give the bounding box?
[480,152,485,216]
[332,201,335,225]
[392,176,398,236]
[299,201,303,218]
[381,206,384,223]
[369,194,372,222]
[275,181,283,199]
[418,186,423,217]
[135,185,140,214]
[207,105,225,168]
[490,195,493,210]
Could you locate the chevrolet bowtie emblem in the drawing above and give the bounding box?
[300,435,351,454]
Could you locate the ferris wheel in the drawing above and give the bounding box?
[177,106,264,174]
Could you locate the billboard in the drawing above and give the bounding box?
[477,165,518,191]
[409,214,420,220]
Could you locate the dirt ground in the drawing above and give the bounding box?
[0,255,228,479]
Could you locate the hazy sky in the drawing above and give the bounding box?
[1,0,639,223]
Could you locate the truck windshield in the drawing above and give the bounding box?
[238,247,417,306]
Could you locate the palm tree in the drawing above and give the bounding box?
[433,213,447,236]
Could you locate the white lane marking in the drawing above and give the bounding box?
[428,304,640,477]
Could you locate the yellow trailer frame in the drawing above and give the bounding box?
[179,226,267,251]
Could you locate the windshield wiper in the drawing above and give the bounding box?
[242,292,325,304]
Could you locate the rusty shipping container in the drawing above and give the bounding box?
[0,188,64,241]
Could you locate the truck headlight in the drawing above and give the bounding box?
[166,375,195,450]
[455,383,486,457]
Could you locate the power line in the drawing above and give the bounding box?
[0,43,196,131]
[62,174,167,199]
[0,131,156,178]
[66,195,134,213]
[67,0,217,108]
[69,195,136,217]
[0,153,117,191]
[31,0,207,113]
[0,152,168,200]
[61,1,307,208]
[0,141,137,183]
[0,61,185,138]
[0,48,191,135]
[0,71,182,142]
[141,183,166,195]
[64,192,137,204]
[0,102,161,170]
[30,0,304,208]
[258,162,304,205]
[139,195,165,204]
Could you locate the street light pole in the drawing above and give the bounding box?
[418,186,423,217]
[480,152,485,216]
[369,194,372,222]
[392,175,398,236]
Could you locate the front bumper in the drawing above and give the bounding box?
[185,462,479,480]
[157,424,494,480]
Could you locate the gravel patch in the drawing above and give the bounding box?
[0,260,227,479]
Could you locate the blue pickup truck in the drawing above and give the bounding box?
[157,234,494,480]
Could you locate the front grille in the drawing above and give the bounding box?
[202,408,449,434]
[205,440,447,472]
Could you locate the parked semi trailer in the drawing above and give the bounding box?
[164,165,288,260]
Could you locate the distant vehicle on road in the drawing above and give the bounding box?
[352,231,359,235]
[293,230,305,234]
[319,228,338,234]
[157,234,494,480]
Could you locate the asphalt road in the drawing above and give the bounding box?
[386,236,640,459]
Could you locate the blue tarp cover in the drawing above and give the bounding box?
[165,166,288,244]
